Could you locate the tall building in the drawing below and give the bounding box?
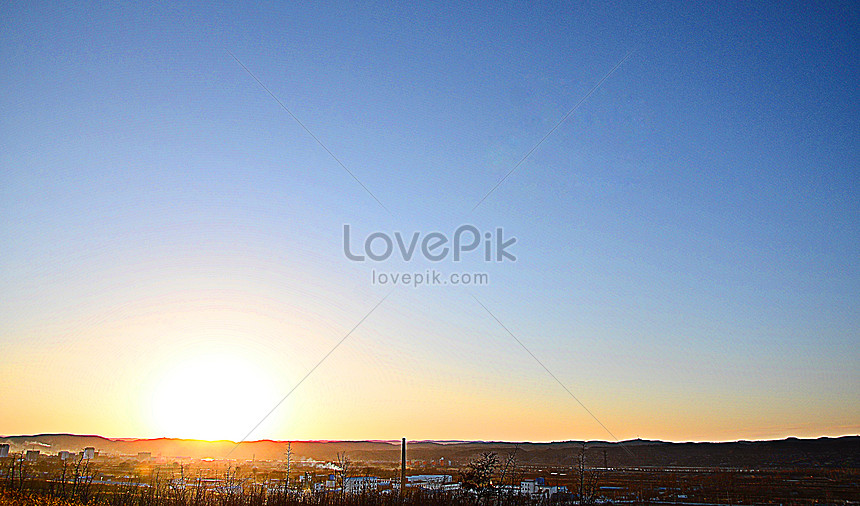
[0,444,9,458]
[26,450,40,461]
[82,447,95,460]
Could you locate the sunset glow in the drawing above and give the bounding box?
[148,351,280,441]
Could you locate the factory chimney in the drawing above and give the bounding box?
[400,437,406,499]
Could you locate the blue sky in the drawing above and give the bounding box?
[1,1,857,442]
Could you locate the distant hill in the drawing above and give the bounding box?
[1,434,857,469]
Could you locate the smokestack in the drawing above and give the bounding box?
[400,437,406,498]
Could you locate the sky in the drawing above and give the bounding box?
[1,1,858,443]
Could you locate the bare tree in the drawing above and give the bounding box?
[335,452,351,497]
[460,452,498,505]
[284,442,292,493]
[496,445,520,504]
[574,443,600,505]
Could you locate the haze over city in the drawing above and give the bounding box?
[2,1,857,449]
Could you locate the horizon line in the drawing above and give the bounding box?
[2,432,858,447]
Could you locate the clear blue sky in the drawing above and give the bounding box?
[1,1,857,442]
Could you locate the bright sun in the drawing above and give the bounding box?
[149,351,279,441]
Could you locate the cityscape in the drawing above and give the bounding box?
[1,435,858,504]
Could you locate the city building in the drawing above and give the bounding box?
[344,476,379,494]
[407,474,453,490]
[520,477,568,499]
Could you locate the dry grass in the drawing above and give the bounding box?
[0,489,84,506]
[0,484,537,506]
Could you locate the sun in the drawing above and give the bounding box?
[148,351,280,441]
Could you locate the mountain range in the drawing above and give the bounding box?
[2,434,857,469]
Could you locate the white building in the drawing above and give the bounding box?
[0,444,9,458]
[520,478,567,499]
[82,447,95,459]
[59,451,71,460]
[344,476,379,494]
[407,474,453,490]
[408,474,452,484]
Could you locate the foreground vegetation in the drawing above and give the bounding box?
[0,484,540,506]
[4,449,858,505]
